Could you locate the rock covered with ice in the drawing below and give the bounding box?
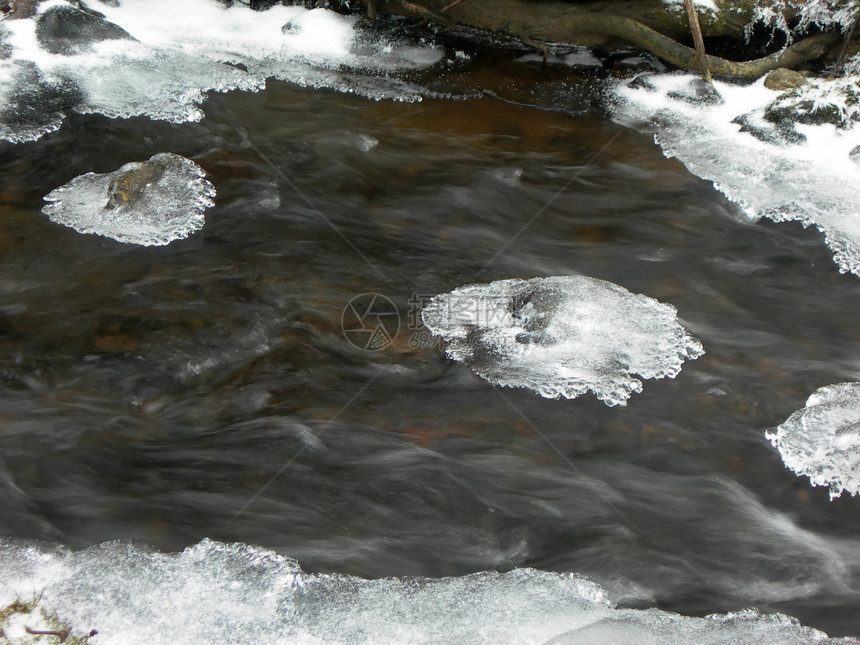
[0,58,80,143]
[36,3,136,55]
[0,537,850,645]
[421,276,704,406]
[768,78,860,130]
[767,382,860,500]
[42,152,215,245]
[610,73,860,276]
[0,0,444,143]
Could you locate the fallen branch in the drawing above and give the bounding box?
[372,0,841,77]
[569,13,840,76]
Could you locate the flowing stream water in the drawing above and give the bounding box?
[2,2,860,643]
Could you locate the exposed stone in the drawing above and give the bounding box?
[764,67,808,91]
[106,157,168,210]
[36,4,135,55]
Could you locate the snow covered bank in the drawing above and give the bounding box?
[610,72,860,276]
[0,538,852,645]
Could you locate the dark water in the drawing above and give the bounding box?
[2,57,860,636]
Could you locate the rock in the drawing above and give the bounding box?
[0,0,40,19]
[106,156,168,209]
[0,60,83,130]
[732,112,806,145]
[765,96,844,127]
[42,152,216,246]
[764,67,808,91]
[36,4,135,55]
[0,24,10,59]
[763,73,860,129]
[666,78,722,106]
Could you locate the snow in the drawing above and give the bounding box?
[0,537,846,645]
[662,0,719,13]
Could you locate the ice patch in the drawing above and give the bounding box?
[0,0,444,143]
[547,609,835,645]
[766,382,860,500]
[42,152,215,245]
[0,537,849,645]
[610,73,860,276]
[421,276,704,406]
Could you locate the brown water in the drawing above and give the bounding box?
[2,57,860,636]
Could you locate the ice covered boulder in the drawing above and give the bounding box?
[42,152,215,245]
[421,276,704,406]
[0,59,81,142]
[36,4,135,54]
[766,382,860,500]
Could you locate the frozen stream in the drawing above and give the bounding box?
[1,1,860,643]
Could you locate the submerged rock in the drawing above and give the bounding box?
[36,3,135,55]
[42,152,216,246]
[767,382,860,500]
[422,276,703,406]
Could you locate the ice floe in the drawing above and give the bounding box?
[0,0,443,143]
[0,537,849,645]
[767,382,860,500]
[421,276,703,406]
[42,152,215,245]
[610,73,860,276]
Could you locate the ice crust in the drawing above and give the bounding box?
[767,382,860,500]
[610,73,860,276]
[0,537,849,645]
[42,152,215,245]
[421,276,704,406]
[0,0,443,143]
